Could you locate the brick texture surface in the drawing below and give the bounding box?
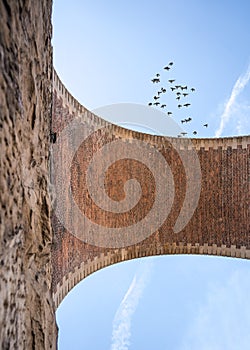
[51,72,250,307]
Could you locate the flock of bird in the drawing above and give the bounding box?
[148,61,208,137]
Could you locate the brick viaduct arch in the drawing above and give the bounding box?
[3,1,249,347]
[51,70,250,309]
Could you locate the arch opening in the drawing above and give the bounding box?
[56,255,250,350]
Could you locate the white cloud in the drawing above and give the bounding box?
[110,261,152,350]
[181,269,250,350]
[215,63,250,137]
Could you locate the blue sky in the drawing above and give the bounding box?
[52,1,250,349]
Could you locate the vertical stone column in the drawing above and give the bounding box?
[0,1,57,348]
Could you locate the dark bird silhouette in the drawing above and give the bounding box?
[191,88,195,92]
[181,117,192,123]
[156,73,160,77]
[164,66,170,70]
[151,78,160,83]
[167,112,172,115]
[181,86,187,90]
[153,102,160,106]
[168,79,175,83]
[161,88,166,93]
[176,92,181,96]
[161,104,167,108]
[169,62,174,66]
[175,85,181,89]
[178,104,182,108]
[183,103,191,107]
[148,102,152,106]
[183,93,189,97]
[203,123,208,127]
[154,96,160,100]
[193,131,197,135]
[170,87,176,91]
[157,91,162,96]
[176,96,181,101]
[181,132,187,136]
[177,134,182,138]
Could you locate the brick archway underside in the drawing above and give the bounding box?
[51,70,250,308]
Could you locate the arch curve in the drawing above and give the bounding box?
[53,243,250,308]
[51,69,250,308]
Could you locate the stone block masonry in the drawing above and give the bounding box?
[0,1,57,349]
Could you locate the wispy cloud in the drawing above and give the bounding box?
[110,261,152,350]
[181,269,250,350]
[215,63,250,137]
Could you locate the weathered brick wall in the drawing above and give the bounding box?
[51,72,250,307]
[0,1,57,348]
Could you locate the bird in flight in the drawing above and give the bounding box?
[148,61,197,132]
[181,117,192,123]
[164,61,173,70]
[203,123,208,127]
